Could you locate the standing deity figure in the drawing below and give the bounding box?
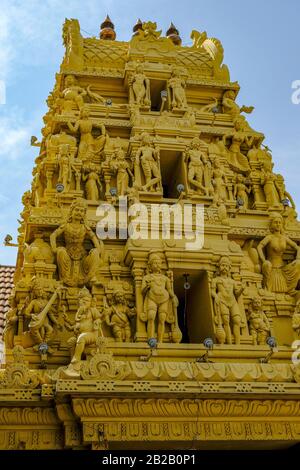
[167,68,187,110]
[212,158,228,204]
[185,137,210,195]
[135,133,161,192]
[257,213,300,294]
[110,144,133,196]
[292,300,300,339]
[129,63,151,107]
[211,256,245,345]
[247,296,270,346]
[63,287,103,377]
[67,106,108,161]
[24,279,61,348]
[57,144,78,192]
[50,198,104,287]
[141,252,181,343]
[261,160,281,208]
[82,163,102,201]
[103,290,136,342]
[233,174,251,209]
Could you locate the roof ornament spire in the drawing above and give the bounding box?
[100,14,116,40]
[166,22,182,45]
[132,18,143,37]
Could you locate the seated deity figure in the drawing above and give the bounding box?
[168,68,187,110]
[103,290,136,342]
[223,120,253,174]
[135,133,161,192]
[247,296,270,346]
[63,287,103,378]
[222,89,254,131]
[67,106,108,161]
[141,252,181,343]
[211,256,245,345]
[185,137,210,195]
[59,74,106,114]
[257,212,300,294]
[129,63,151,107]
[60,74,88,112]
[50,198,104,287]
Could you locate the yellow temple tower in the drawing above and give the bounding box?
[1,17,300,451]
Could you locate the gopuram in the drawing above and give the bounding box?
[1,17,300,450]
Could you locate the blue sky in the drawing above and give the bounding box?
[0,0,299,265]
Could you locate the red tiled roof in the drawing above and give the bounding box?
[0,265,15,340]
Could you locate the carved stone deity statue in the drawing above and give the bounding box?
[57,143,78,192]
[211,256,245,345]
[185,137,210,195]
[63,287,103,377]
[233,174,251,209]
[50,198,104,287]
[212,158,228,204]
[167,68,187,110]
[141,252,181,343]
[261,160,281,208]
[24,279,61,348]
[257,213,300,294]
[103,290,136,342]
[223,120,253,173]
[82,163,102,201]
[129,63,151,107]
[67,106,108,160]
[247,296,270,345]
[222,89,254,131]
[110,144,133,196]
[135,133,161,192]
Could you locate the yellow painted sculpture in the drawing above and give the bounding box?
[1,17,300,451]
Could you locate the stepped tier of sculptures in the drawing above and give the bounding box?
[4,18,300,377]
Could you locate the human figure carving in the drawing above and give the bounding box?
[168,68,187,110]
[185,137,210,195]
[247,296,270,345]
[67,106,107,160]
[141,252,181,343]
[24,279,61,348]
[103,290,136,342]
[135,133,161,192]
[233,174,251,209]
[257,213,300,293]
[212,158,228,204]
[50,198,104,287]
[110,144,133,196]
[129,63,151,107]
[211,256,245,345]
[63,287,103,377]
[82,163,102,201]
[261,161,281,208]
